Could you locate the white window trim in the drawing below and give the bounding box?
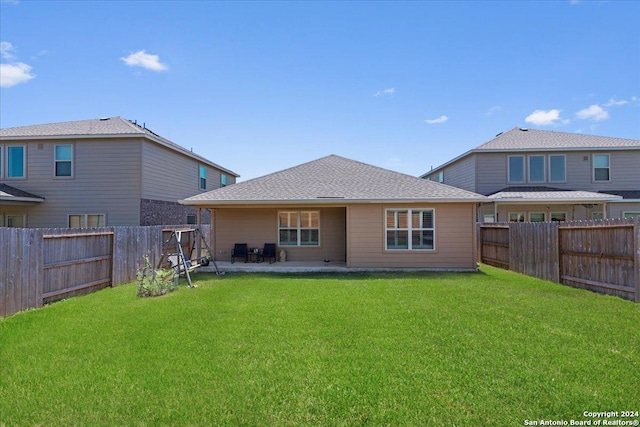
[508,212,525,222]
[548,154,566,183]
[528,155,546,183]
[593,153,610,182]
[277,210,321,247]
[528,212,546,222]
[4,213,26,227]
[507,155,525,183]
[68,213,107,228]
[385,208,436,251]
[54,144,74,178]
[6,144,26,179]
[550,212,567,222]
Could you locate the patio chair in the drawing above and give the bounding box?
[231,243,248,263]
[258,243,277,264]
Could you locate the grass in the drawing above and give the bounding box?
[1,265,639,426]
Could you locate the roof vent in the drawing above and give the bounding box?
[519,127,528,131]
[495,132,503,137]
[99,117,110,121]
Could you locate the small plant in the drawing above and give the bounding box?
[136,256,178,297]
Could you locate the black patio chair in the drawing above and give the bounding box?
[258,243,277,264]
[231,243,248,263]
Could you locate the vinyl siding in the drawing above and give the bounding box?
[0,138,142,227]
[141,141,236,201]
[347,203,477,269]
[442,155,476,192]
[213,207,346,262]
[475,153,508,195]
[478,203,606,222]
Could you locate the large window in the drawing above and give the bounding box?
[55,145,73,177]
[529,212,546,222]
[593,154,610,181]
[528,155,545,182]
[508,156,524,183]
[509,212,525,222]
[199,166,207,190]
[386,209,435,250]
[278,211,320,246]
[549,155,566,182]
[7,145,25,178]
[69,214,105,228]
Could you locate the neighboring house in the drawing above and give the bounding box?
[181,155,487,270]
[0,117,238,228]
[421,128,640,222]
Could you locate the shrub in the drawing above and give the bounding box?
[136,256,178,297]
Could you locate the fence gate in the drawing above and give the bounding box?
[42,230,114,304]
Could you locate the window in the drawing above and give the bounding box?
[386,209,435,250]
[508,156,524,183]
[550,212,566,222]
[593,154,610,181]
[528,155,545,182]
[549,155,566,182]
[0,145,2,177]
[529,212,546,222]
[6,214,25,227]
[436,171,444,183]
[483,214,495,223]
[509,212,525,222]
[592,212,604,220]
[186,214,197,225]
[220,174,227,187]
[55,145,73,177]
[624,212,640,219]
[7,145,25,178]
[278,211,320,246]
[199,165,207,190]
[69,214,105,228]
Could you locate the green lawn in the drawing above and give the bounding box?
[1,265,639,426]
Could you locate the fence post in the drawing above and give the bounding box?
[634,218,640,303]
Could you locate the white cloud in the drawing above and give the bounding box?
[120,50,168,72]
[374,87,395,97]
[603,98,629,107]
[575,104,609,121]
[486,106,501,116]
[524,109,562,126]
[1,41,15,60]
[424,115,448,124]
[0,62,35,87]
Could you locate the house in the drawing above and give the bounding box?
[0,117,239,228]
[421,128,640,222]
[181,155,487,270]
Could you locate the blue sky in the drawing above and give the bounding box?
[1,0,639,181]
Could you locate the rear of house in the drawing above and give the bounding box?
[183,155,486,270]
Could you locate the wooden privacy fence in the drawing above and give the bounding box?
[0,225,211,318]
[479,218,640,302]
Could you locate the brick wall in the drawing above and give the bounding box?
[140,198,211,226]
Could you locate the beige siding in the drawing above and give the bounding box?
[0,138,142,227]
[141,141,235,201]
[442,155,476,192]
[347,203,477,269]
[213,207,346,262]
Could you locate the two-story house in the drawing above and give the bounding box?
[0,117,239,228]
[421,127,640,222]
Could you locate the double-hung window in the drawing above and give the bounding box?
[278,211,320,246]
[199,165,207,190]
[386,209,435,250]
[528,155,545,183]
[549,155,566,182]
[7,145,25,178]
[593,154,610,181]
[508,156,524,183]
[55,144,73,177]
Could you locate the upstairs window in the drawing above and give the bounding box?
[508,156,524,183]
[436,171,444,183]
[386,209,435,250]
[7,146,25,178]
[528,155,545,182]
[199,165,207,190]
[55,145,73,177]
[220,174,227,187]
[593,154,610,181]
[549,155,566,182]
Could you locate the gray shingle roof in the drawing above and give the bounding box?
[182,155,487,205]
[0,183,45,201]
[598,190,640,200]
[0,117,239,177]
[488,186,622,202]
[476,127,640,151]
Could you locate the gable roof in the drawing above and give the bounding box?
[421,127,640,177]
[487,186,622,204]
[0,117,239,177]
[182,154,486,205]
[0,183,45,203]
